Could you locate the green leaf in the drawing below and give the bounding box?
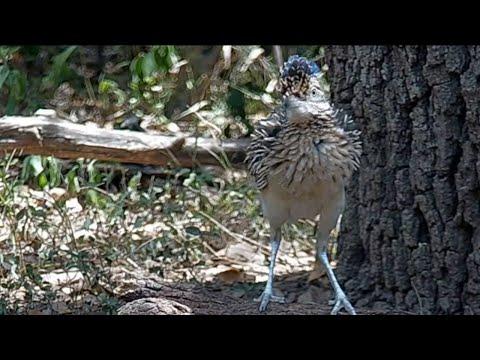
[87,160,101,185]
[86,189,106,209]
[47,156,61,187]
[128,172,142,191]
[42,45,77,89]
[183,172,197,187]
[99,79,126,106]
[142,51,157,79]
[130,55,144,81]
[98,79,116,93]
[152,46,170,73]
[66,167,80,193]
[166,45,178,68]
[86,189,99,206]
[0,65,10,90]
[113,89,127,106]
[20,157,32,181]
[28,155,44,177]
[129,56,143,88]
[13,70,26,101]
[38,173,48,189]
[52,46,77,73]
[5,93,17,115]
[0,46,20,62]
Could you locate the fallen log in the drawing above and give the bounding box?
[0,112,249,169]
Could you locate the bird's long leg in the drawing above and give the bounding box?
[318,250,356,315]
[256,228,284,312]
[315,195,356,315]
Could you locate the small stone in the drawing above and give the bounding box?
[65,198,83,213]
[48,187,66,201]
[117,298,192,315]
[166,122,181,133]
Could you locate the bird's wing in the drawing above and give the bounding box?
[333,107,359,133]
[245,106,286,190]
[331,107,363,181]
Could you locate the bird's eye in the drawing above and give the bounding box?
[311,89,318,97]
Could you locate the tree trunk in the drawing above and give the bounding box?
[325,46,480,314]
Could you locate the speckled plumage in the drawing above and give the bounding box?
[246,77,362,197]
[245,55,362,314]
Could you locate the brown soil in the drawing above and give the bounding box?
[116,271,412,315]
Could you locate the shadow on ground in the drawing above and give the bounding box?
[116,270,409,315]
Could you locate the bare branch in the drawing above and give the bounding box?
[0,115,250,169]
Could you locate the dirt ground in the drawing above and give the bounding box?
[0,165,411,315]
[115,270,411,315]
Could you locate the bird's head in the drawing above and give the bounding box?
[279,55,330,125]
[278,55,321,97]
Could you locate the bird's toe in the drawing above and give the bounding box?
[329,292,356,315]
[256,290,285,312]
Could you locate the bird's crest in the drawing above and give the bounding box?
[278,55,321,96]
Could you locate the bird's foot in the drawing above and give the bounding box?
[328,290,356,315]
[255,289,285,312]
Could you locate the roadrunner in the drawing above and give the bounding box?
[245,55,362,314]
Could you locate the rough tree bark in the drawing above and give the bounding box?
[325,46,480,314]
